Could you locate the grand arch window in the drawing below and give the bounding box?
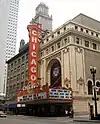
[96,82,100,95]
[50,60,61,88]
[88,81,93,95]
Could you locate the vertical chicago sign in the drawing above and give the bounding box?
[27,25,41,85]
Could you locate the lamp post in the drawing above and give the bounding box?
[90,66,98,116]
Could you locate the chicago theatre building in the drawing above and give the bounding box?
[6,13,100,114]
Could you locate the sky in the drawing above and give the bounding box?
[16,0,100,53]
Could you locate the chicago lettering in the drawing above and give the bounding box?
[29,29,38,83]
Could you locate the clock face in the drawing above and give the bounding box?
[53,67,59,77]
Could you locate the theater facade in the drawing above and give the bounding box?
[6,13,100,114]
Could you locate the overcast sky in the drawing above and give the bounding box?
[16,0,100,52]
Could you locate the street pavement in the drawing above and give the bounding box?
[0,115,99,124]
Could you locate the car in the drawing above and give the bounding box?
[0,111,7,118]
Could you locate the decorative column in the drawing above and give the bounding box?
[69,46,77,91]
[63,47,71,88]
[61,50,64,87]
[75,47,85,94]
[82,48,87,94]
[47,69,50,86]
[43,59,46,85]
[40,60,44,86]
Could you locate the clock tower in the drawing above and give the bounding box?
[31,2,52,31]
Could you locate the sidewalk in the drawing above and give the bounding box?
[8,114,100,123]
[74,115,100,123]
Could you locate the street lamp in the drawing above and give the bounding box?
[90,66,98,116]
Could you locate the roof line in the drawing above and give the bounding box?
[72,13,100,24]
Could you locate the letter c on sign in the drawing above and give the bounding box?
[31,52,36,57]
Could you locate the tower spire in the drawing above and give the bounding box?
[31,2,52,31]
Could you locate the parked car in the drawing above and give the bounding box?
[0,111,7,117]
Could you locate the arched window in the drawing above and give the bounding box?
[88,81,93,95]
[50,61,61,87]
[96,82,100,95]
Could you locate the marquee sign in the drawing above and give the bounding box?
[27,25,41,85]
[17,88,72,103]
[17,92,47,102]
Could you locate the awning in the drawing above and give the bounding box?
[8,104,17,108]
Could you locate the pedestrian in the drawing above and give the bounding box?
[69,107,74,118]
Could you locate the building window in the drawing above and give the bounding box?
[40,52,43,57]
[13,85,16,90]
[86,30,88,33]
[64,38,67,44]
[51,46,54,51]
[8,65,10,70]
[22,56,25,62]
[17,66,20,72]
[18,59,20,64]
[42,41,44,44]
[26,53,28,60]
[57,42,60,48]
[14,68,16,73]
[96,82,100,95]
[64,27,66,30]
[6,87,8,92]
[93,43,97,50]
[91,32,94,35]
[14,75,16,80]
[46,49,48,54]
[88,81,93,95]
[11,69,13,73]
[21,63,24,68]
[52,35,54,38]
[10,86,12,91]
[75,26,78,30]
[21,72,24,79]
[21,82,24,89]
[68,37,70,43]
[25,70,28,77]
[46,38,48,42]
[17,83,20,89]
[76,37,79,44]
[11,63,13,68]
[26,62,28,68]
[96,34,98,37]
[57,31,60,35]
[14,61,17,66]
[85,40,89,47]
[17,74,20,81]
[81,28,83,32]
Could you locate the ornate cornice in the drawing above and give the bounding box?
[75,47,82,53]
[63,47,69,53]
[39,30,72,51]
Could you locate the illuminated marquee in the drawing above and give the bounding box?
[17,88,72,103]
[27,25,41,84]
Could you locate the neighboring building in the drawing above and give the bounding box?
[31,2,52,31]
[6,13,100,114]
[6,39,28,102]
[6,0,19,60]
[0,0,9,93]
[0,0,19,93]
